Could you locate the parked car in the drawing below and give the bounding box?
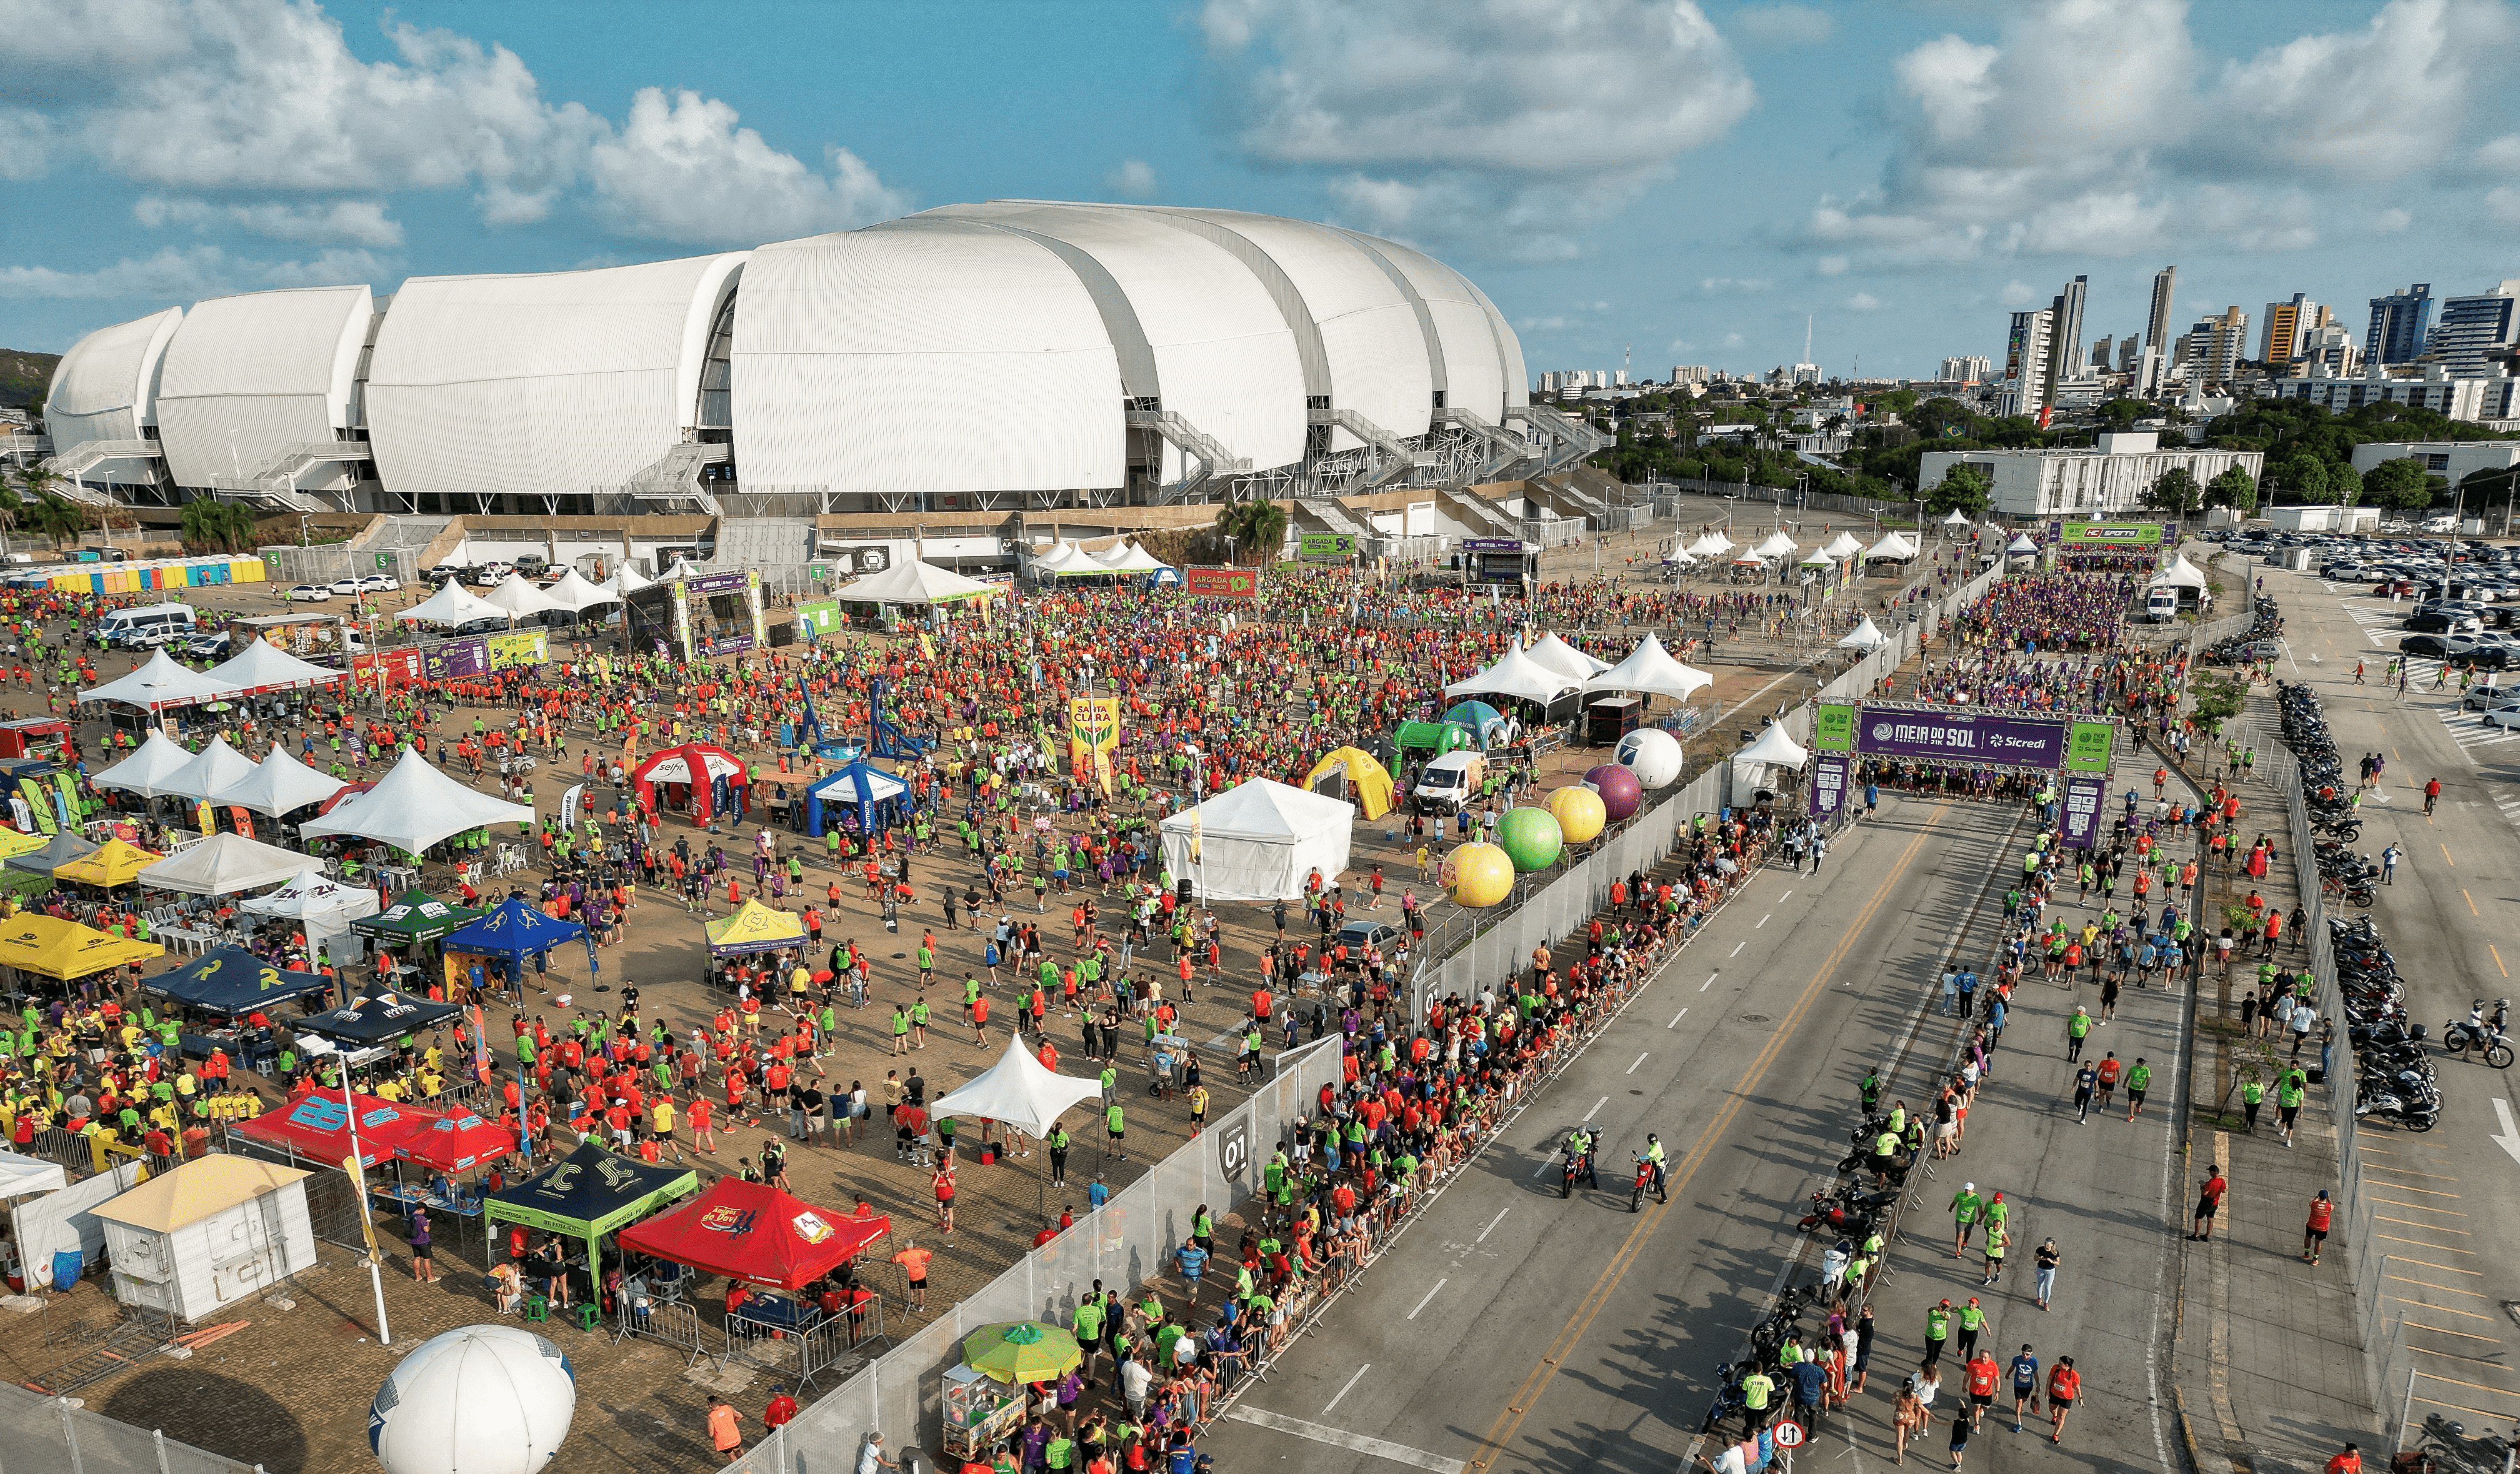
[2404,611,2482,635]
[181,632,232,660]
[355,574,401,594]
[284,584,332,602]
[449,615,511,635]
[2478,701,2520,730]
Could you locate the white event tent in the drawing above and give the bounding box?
[604,564,654,597]
[835,559,999,605]
[1751,530,1801,560]
[398,580,508,627]
[1526,632,1611,681]
[1864,531,1919,561]
[1442,643,1581,705]
[200,637,348,696]
[1684,532,1734,558]
[2149,555,2211,590]
[1158,779,1354,903]
[2006,534,2040,555]
[241,867,381,958]
[137,830,313,896]
[299,748,534,854]
[1818,532,1865,560]
[542,569,616,611]
[1838,617,1890,650]
[78,650,231,712]
[159,736,259,803]
[1095,542,1173,575]
[1944,509,1976,528]
[1732,724,1811,789]
[931,1034,1106,1139]
[482,573,567,618]
[1581,632,1713,702]
[209,747,348,817]
[91,731,199,799]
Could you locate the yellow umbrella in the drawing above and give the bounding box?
[961,1322,1082,1384]
[53,838,162,889]
[0,829,45,862]
[704,899,807,955]
[0,915,161,979]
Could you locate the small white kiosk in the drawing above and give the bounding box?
[93,1155,317,1320]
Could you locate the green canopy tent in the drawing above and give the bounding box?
[481,1139,699,1275]
[351,889,482,946]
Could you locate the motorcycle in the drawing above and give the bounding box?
[2444,999,2516,1070]
[1701,1361,1744,1435]
[1631,1154,1654,1213]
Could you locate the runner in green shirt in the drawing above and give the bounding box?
[1951,1185,1984,1255]
[1106,1102,1126,1160]
[2126,1058,2154,1120]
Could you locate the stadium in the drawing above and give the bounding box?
[34,202,1602,547]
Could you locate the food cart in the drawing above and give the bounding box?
[940,1363,1025,1462]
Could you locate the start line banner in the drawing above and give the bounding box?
[1820,704,2119,775]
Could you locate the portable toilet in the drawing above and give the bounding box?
[91,1156,317,1321]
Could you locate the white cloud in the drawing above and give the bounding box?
[136,194,402,246]
[1105,158,1159,199]
[1999,280,2036,307]
[2481,133,2520,172]
[586,88,902,246]
[1722,331,1745,347]
[1205,0,1754,255]
[1816,254,1848,276]
[1728,2,1834,47]
[1669,337,1695,352]
[0,109,53,182]
[2373,207,2412,233]
[1701,276,1772,294]
[1846,291,1883,312]
[0,242,376,300]
[2490,186,2520,225]
[1516,315,1569,331]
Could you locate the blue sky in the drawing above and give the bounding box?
[5,0,2518,382]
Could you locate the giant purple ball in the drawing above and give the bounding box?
[1586,764,1643,821]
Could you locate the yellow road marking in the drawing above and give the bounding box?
[1462,808,1949,1470]
[2394,1298,2496,1321]
[2406,1320,2503,1340]
[2414,1395,2520,1420]
[2387,1255,2484,1276]
[2412,1345,2512,1367]
[2464,889,2479,917]
[2442,843,2456,865]
[2366,1165,2462,1180]
[2375,1216,2472,1235]
[2491,944,2509,980]
[2379,1235,2477,1255]
[2389,1274,2490,1298]
[2413,1370,2520,1395]
[2368,1182,2461,1198]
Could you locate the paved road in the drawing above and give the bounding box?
[2260,562,2520,1435]
[1204,795,2098,1474]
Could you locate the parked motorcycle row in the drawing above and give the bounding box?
[2202,594,2286,667]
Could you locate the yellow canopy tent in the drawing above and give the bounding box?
[1302,746,1396,820]
[53,839,162,889]
[705,899,809,957]
[0,829,46,862]
[0,915,162,979]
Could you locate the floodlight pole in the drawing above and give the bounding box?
[340,1070,394,1346]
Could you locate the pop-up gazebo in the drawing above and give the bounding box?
[931,1034,1106,1140]
[1441,644,1581,708]
[484,1140,699,1274]
[352,890,482,947]
[1580,632,1714,704]
[0,915,158,980]
[616,1178,889,1292]
[295,990,463,1046]
[706,900,808,957]
[90,730,200,799]
[630,744,751,827]
[1157,779,1354,902]
[209,747,349,818]
[439,899,589,992]
[803,759,910,838]
[133,830,310,896]
[142,945,334,1012]
[1837,617,1890,651]
[299,749,535,853]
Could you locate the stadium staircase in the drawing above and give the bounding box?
[1509,403,1611,474]
[626,442,731,515]
[41,442,157,504]
[1438,487,1521,539]
[1433,406,1534,479]
[1127,409,1251,505]
[1311,406,1437,491]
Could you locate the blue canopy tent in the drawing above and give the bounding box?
[438,897,594,994]
[1441,699,1510,749]
[805,760,915,839]
[141,946,334,1013]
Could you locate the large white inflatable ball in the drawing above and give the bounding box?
[371,1325,577,1474]
[1613,727,1684,788]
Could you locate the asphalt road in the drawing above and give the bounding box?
[2260,561,2520,1433]
[1203,794,2045,1474]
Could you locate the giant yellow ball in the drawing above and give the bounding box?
[1439,842,1516,908]
[1546,784,1607,844]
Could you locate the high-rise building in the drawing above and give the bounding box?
[1999,309,2052,417]
[2119,338,2141,372]
[2145,266,2178,351]
[2261,293,2316,366]
[1791,363,1821,386]
[2090,336,2114,371]
[2426,281,2520,378]
[2134,346,2165,397]
[1939,355,1991,384]
[1671,366,1711,385]
[2296,322,2363,379]
[2187,306,2248,384]
[2366,283,2434,367]
[2039,275,2089,409]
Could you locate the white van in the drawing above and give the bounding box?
[97,602,198,649]
[2143,587,2181,624]
[1413,751,1488,813]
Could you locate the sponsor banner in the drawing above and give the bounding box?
[228,806,255,840]
[1298,532,1356,559]
[823,544,894,578]
[2066,719,2118,775]
[683,571,751,597]
[796,600,842,636]
[559,784,584,834]
[1461,537,1524,552]
[1812,704,1856,754]
[1068,696,1121,755]
[1185,566,1260,599]
[352,649,425,693]
[1809,752,1849,820]
[486,630,548,670]
[2052,520,2165,549]
[1853,709,2068,769]
[2061,773,2108,849]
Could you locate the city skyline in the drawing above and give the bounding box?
[2,0,2518,382]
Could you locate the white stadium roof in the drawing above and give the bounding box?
[44,201,1526,508]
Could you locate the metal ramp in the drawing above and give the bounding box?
[1509,404,1611,474]
[211,441,371,510]
[1296,499,1372,540]
[626,442,731,515]
[714,517,816,567]
[1434,406,1532,478]
[1127,409,1251,504]
[1311,406,1437,491]
[1538,473,1610,519]
[44,441,158,502]
[1438,487,1520,539]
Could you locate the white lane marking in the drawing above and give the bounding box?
[1730,941,1745,957]
[2492,1099,2520,1169]
[1476,1206,1509,1243]
[1668,1007,1689,1028]
[1702,972,1719,992]
[1227,1405,1468,1474]
[1757,913,1770,929]
[1321,1363,1371,1415]
[1777,890,1793,902]
[1626,1051,1650,1074]
[1585,1095,1609,1122]
[1530,1150,1558,1178]
[1407,1279,1447,1320]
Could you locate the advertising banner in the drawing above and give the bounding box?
[486,630,548,670]
[421,637,491,682]
[1812,704,1856,754]
[1068,696,1121,755]
[1809,752,1849,821]
[2052,521,2165,549]
[824,544,894,577]
[1185,566,1260,599]
[796,600,842,637]
[1852,709,2068,769]
[2065,719,2118,775]
[1298,532,1357,559]
[2061,773,2108,849]
[352,649,425,694]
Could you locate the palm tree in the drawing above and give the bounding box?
[1213,496,1289,564]
[29,491,87,550]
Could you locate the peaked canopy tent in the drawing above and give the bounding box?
[706,900,808,957]
[1751,530,1801,560]
[1158,779,1355,903]
[198,638,348,697]
[91,730,199,799]
[2149,555,2211,590]
[158,736,260,804]
[77,649,231,712]
[1731,550,1769,567]
[133,830,311,896]
[234,1090,431,1170]
[1579,632,1714,704]
[1300,746,1395,820]
[630,742,752,827]
[1799,549,1834,569]
[0,1151,67,1198]
[439,899,589,989]
[1817,532,1866,560]
[4,830,98,876]
[1863,531,1920,561]
[616,1177,889,1292]
[296,990,462,1045]
[1525,632,1611,681]
[804,759,911,838]
[351,890,482,947]
[54,839,161,889]
[0,915,161,979]
[602,564,654,598]
[209,746,349,817]
[396,1108,518,1174]
[484,1140,699,1274]
[1732,724,1812,795]
[142,945,334,1012]
[299,748,535,854]
[1837,616,1891,651]
[834,559,1001,605]
[932,1033,1106,1140]
[396,580,509,627]
[1682,532,1733,559]
[1944,509,1976,527]
[2006,534,2040,555]
[0,829,42,862]
[1442,644,1582,709]
[482,573,566,618]
[541,569,617,612]
[1087,542,1175,579]
[242,867,382,967]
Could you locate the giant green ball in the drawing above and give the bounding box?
[1496,807,1564,872]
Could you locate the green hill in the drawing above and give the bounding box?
[0,349,59,411]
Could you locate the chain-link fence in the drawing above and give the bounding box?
[0,1380,264,1473]
[256,542,428,587]
[721,1037,1344,1472]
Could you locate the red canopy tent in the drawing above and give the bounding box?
[396,1108,518,1173]
[234,1090,433,1169]
[630,744,749,825]
[614,1178,888,1291]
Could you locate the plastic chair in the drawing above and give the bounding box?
[569,1303,601,1332]
[524,1295,549,1322]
